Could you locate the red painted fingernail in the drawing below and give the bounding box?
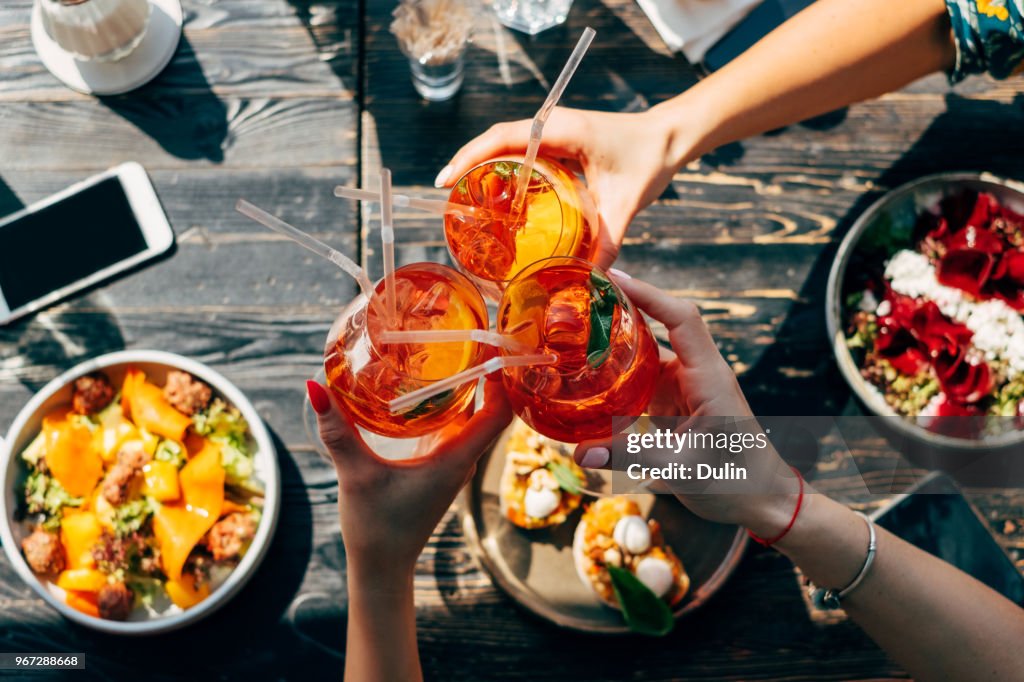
[306,380,331,415]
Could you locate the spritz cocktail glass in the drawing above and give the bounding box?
[496,257,659,443]
[445,157,598,299]
[324,262,489,438]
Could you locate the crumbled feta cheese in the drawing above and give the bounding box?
[884,250,1024,377]
[859,289,879,313]
[602,547,623,567]
[920,393,944,418]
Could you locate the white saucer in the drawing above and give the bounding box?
[31,0,183,96]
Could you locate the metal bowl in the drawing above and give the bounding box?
[825,172,1024,468]
[458,425,747,634]
[0,350,281,635]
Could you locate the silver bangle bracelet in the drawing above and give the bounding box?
[809,511,877,611]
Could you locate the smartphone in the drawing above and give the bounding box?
[872,472,1024,605]
[0,162,174,325]
[702,0,815,73]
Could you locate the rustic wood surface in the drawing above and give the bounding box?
[0,0,1021,680]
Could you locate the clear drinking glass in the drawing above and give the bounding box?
[37,0,151,62]
[322,262,489,439]
[444,156,598,300]
[491,0,574,35]
[409,50,466,102]
[496,257,660,443]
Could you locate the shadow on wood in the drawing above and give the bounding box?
[0,176,22,219]
[285,0,360,95]
[0,298,127,393]
[99,35,229,163]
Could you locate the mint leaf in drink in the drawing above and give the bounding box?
[606,565,675,637]
[587,270,619,368]
[546,460,582,495]
[401,389,454,419]
[493,161,516,179]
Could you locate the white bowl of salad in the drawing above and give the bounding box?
[0,350,280,635]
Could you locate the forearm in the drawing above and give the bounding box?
[652,0,955,164]
[764,493,1024,682]
[344,563,422,682]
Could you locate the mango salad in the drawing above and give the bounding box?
[18,368,262,621]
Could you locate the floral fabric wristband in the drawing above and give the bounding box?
[946,0,1024,83]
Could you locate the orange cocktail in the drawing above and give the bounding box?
[445,157,598,298]
[496,257,659,443]
[324,262,488,438]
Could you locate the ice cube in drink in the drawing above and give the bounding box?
[325,262,488,437]
[497,257,659,442]
[445,157,598,298]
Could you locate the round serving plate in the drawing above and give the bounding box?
[826,172,1024,483]
[0,350,281,635]
[459,423,748,634]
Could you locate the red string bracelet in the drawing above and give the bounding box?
[748,466,804,548]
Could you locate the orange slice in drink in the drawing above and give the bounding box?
[415,287,480,381]
[509,187,563,278]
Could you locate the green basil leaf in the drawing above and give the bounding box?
[586,270,619,368]
[606,565,675,637]
[586,348,610,368]
[401,389,454,419]
[545,461,582,495]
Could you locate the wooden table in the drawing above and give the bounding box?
[1,1,1022,679]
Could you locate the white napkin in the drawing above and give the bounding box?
[637,0,761,63]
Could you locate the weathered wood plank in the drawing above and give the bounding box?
[0,2,358,101]
[0,27,355,101]
[0,167,358,239]
[0,237,356,310]
[0,0,1021,679]
[0,97,357,171]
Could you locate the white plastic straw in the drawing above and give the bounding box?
[510,27,596,216]
[377,328,526,351]
[333,186,506,220]
[235,199,376,301]
[380,168,397,325]
[388,353,556,413]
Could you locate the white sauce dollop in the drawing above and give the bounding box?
[524,487,560,518]
[635,557,675,598]
[613,515,651,555]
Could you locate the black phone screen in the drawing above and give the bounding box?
[875,475,1024,605]
[0,177,148,311]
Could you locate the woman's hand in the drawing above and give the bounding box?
[308,376,511,682]
[434,107,699,267]
[307,375,512,580]
[572,272,800,537]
